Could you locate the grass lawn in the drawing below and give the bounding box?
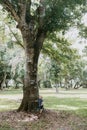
[0,88,87,116]
[44,96,87,117]
[0,88,87,130]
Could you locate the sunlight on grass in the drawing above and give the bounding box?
[0,99,20,111]
[44,96,87,116]
[75,108,87,117]
[0,89,87,117]
[53,105,79,110]
[0,89,22,95]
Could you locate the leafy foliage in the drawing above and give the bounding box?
[0,0,86,33]
[42,33,76,63]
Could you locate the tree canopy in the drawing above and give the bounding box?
[0,0,86,33]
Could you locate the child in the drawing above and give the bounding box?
[38,95,44,113]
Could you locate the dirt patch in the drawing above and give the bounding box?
[0,110,87,130]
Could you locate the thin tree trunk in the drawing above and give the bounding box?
[0,82,2,90]
[55,80,59,94]
[0,79,3,90]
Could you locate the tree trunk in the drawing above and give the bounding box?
[18,47,39,112]
[0,79,3,90]
[55,80,59,94]
[0,82,2,90]
[18,28,45,112]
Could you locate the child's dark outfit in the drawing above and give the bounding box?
[38,97,44,113]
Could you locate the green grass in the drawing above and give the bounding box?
[0,88,87,130]
[44,96,87,117]
[44,97,87,109]
[0,89,22,95]
[0,123,14,130]
[0,89,87,117]
[0,99,20,111]
[0,96,87,117]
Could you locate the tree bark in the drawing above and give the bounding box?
[18,28,45,112]
[0,79,3,90]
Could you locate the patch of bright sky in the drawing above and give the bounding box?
[81,13,87,26]
[65,27,87,55]
[65,12,87,56]
[0,5,2,9]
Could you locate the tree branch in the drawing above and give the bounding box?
[1,0,20,22]
[25,0,31,23]
[36,0,45,28]
[7,25,24,49]
[17,1,26,24]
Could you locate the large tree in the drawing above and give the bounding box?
[0,0,86,112]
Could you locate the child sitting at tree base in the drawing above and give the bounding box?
[38,95,44,113]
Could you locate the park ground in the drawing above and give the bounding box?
[0,88,87,130]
